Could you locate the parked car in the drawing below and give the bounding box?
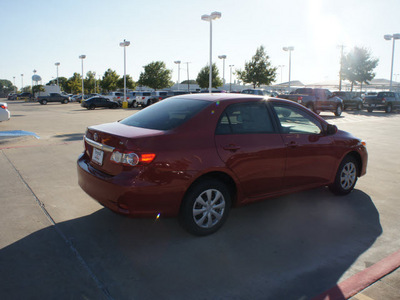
[77,94,368,236]
[104,92,134,107]
[147,91,169,104]
[332,91,363,110]
[7,93,17,100]
[241,89,278,97]
[363,91,400,113]
[81,97,119,110]
[17,92,33,100]
[37,93,70,105]
[278,88,343,116]
[135,91,152,107]
[0,102,11,122]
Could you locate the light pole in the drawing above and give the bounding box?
[32,69,37,95]
[13,76,16,93]
[79,55,86,102]
[384,33,400,91]
[21,74,24,91]
[55,62,60,87]
[283,46,294,92]
[174,60,181,90]
[119,39,130,106]
[278,65,285,84]
[218,55,226,85]
[185,62,191,93]
[229,64,234,92]
[201,11,222,93]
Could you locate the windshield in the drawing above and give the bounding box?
[120,98,210,130]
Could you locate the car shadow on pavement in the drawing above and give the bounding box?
[53,133,84,142]
[0,188,381,299]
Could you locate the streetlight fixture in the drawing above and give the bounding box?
[119,39,130,106]
[55,62,60,87]
[384,33,400,91]
[174,60,181,90]
[79,55,86,102]
[201,11,222,93]
[283,46,294,91]
[229,64,234,92]
[218,55,227,85]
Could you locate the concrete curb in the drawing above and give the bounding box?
[313,249,400,300]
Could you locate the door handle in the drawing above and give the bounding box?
[286,141,298,148]
[223,144,241,152]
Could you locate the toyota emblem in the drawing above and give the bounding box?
[94,133,99,141]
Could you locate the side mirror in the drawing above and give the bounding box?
[326,124,338,135]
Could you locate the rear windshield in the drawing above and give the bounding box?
[120,98,210,130]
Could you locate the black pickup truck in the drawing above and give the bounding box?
[37,93,70,105]
[364,91,400,113]
[278,88,343,116]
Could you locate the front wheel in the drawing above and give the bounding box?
[180,179,231,236]
[334,104,342,116]
[329,156,358,195]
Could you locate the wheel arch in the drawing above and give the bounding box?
[180,171,238,211]
[343,151,363,177]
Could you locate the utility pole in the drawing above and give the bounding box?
[338,45,345,91]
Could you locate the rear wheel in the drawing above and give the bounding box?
[329,155,358,195]
[41,100,47,105]
[62,99,68,104]
[385,104,393,113]
[180,179,231,236]
[89,104,95,110]
[356,102,363,110]
[306,103,315,113]
[367,108,373,112]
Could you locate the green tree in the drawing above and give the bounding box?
[138,61,173,90]
[236,45,277,88]
[181,79,197,85]
[0,79,14,95]
[66,73,82,94]
[32,84,45,96]
[46,77,68,91]
[116,74,137,90]
[84,71,97,93]
[100,69,120,92]
[341,47,379,91]
[196,63,223,89]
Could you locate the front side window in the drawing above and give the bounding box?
[216,101,275,134]
[272,104,322,134]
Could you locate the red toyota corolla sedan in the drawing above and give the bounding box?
[77,94,367,235]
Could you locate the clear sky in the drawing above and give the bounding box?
[2,0,400,89]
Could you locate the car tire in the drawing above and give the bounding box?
[367,108,373,112]
[89,104,95,110]
[356,102,363,110]
[329,155,358,195]
[385,104,392,113]
[112,103,118,109]
[41,100,47,105]
[179,179,231,236]
[334,104,342,116]
[306,103,315,113]
[62,99,68,104]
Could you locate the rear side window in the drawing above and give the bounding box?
[216,102,275,134]
[120,98,210,130]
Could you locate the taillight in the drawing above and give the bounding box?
[297,96,303,103]
[0,104,6,109]
[142,97,145,100]
[382,98,386,103]
[110,151,156,166]
[159,97,162,100]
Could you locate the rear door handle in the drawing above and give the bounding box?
[223,144,241,152]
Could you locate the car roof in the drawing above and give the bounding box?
[170,93,291,104]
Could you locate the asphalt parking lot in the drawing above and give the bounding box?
[1,100,399,299]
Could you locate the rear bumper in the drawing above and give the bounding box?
[77,153,190,217]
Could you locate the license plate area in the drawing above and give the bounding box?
[92,148,104,165]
